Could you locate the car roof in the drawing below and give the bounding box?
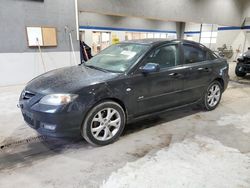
[121,38,201,47]
[121,38,171,45]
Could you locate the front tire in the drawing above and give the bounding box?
[235,64,246,77]
[82,101,125,146]
[203,81,222,111]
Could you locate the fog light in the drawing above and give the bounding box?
[42,123,56,131]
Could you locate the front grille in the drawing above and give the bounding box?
[23,113,34,126]
[22,90,35,100]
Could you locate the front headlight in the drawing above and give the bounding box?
[39,94,78,106]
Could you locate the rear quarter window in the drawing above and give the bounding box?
[183,44,206,64]
[183,44,217,64]
[206,51,218,60]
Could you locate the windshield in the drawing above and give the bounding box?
[85,43,150,72]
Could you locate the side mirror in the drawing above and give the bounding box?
[140,63,160,74]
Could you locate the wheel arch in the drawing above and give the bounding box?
[97,97,127,117]
[214,77,225,91]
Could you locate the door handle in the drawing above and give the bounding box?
[197,67,211,72]
[197,67,204,71]
[168,72,183,77]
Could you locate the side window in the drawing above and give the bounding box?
[183,44,206,64]
[146,45,178,69]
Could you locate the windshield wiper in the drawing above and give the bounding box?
[84,65,109,72]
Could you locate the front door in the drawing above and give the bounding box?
[128,43,186,116]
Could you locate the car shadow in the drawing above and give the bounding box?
[0,105,200,171]
[230,74,250,85]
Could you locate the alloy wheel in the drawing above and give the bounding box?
[207,84,221,107]
[90,108,121,141]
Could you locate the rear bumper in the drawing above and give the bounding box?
[220,64,229,91]
[223,73,229,91]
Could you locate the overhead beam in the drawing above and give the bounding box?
[78,0,244,26]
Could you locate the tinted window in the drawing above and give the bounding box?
[146,45,178,69]
[183,44,206,64]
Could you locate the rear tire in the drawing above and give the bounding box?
[235,64,246,77]
[81,101,125,146]
[203,81,222,111]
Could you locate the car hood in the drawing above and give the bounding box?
[25,65,120,94]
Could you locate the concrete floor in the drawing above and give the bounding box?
[0,63,250,187]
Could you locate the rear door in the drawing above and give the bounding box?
[180,43,215,103]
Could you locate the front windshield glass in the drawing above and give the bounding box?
[85,43,150,72]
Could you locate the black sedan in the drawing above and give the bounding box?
[19,39,229,146]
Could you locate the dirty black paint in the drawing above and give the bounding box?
[18,39,229,138]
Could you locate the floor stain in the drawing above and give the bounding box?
[127,135,172,158]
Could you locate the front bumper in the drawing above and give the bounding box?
[21,108,83,137]
[19,95,86,137]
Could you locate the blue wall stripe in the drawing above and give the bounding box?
[184,31,200,35]
[242,26,250,30]
[79,25,250,37]
[185,25,250,35]
[218,26,250,31]
[79,25,176,33]
[218,26,242,31]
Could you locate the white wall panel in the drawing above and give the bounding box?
[0,52,80,86]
